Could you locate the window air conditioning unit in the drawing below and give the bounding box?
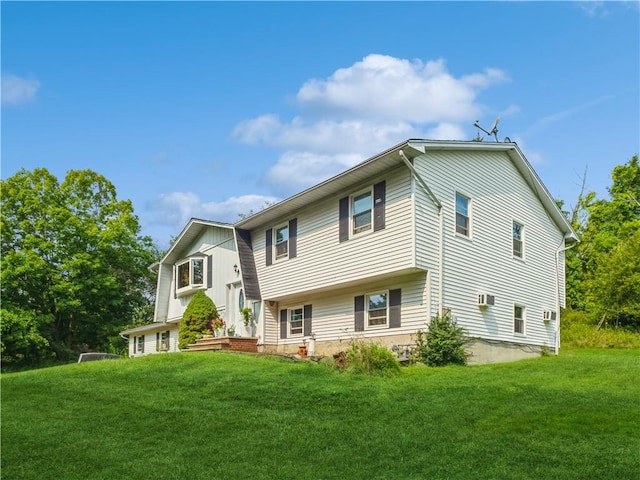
[543,311,557,321]
[477,294,495,307]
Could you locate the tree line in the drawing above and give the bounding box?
[563,155,639,328]
[2,156,638,369]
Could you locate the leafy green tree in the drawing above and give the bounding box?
[0,308,53,368]
[178,291,218,349]
[564,155,640,327]
[1,168,158,365]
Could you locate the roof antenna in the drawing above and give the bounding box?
[473,117,500,142]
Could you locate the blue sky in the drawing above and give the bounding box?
[2,1,639,248]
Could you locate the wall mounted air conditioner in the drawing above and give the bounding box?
[477,294,495,307]
[543,311,557,321]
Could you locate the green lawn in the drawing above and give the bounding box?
[2,349,639,480]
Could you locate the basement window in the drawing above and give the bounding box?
[514,305,525,335]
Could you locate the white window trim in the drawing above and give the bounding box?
[351,187,374,236]
[513,220,525,260]
[273,223,289,261]
[366,290,389,329]
[289,306,304,337]
[514,304,526,336]
[176,257,206,296]
[455,192,471,238]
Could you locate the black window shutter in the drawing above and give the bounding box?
[173,266,177,299]
[389,288,401,328]
[339,196,349,243]
[303,304,312,336]
[373,181,386,232]
[354,295,365,331]
[206,255,213,288]
[266,229,273,266]
[156,332,160,351]
[280,309,288,339]
[289,218,297,259]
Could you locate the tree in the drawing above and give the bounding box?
[1,168,158,365]
[178,291,218,349]
[564,155,640,327]
[0,308,53,368]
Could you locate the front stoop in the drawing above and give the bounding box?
[187,336,258,353]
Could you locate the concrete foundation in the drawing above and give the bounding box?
[259,335,552,365]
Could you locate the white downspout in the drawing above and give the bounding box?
[399,149,443,314]
[555,238,576,355]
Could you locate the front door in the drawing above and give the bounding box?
[226,281,243,331]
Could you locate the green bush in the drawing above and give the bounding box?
[0,308,54,370]
[413,314,470,366]
[333,340,400,376]
[178,291,218,350]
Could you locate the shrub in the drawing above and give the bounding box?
[334,340,401,376]
[413,314,470,366]
[178,291,218,349]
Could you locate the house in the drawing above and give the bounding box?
[122,139,578,364]
[120,219,245,357]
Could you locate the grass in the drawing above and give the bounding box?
[2,349,639,479]
[562,323,640,348]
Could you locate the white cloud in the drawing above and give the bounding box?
[1,74,40,105]
[149,192,280,227]
[264,151,364,192]
[425,123,467,141]
[578,1,609,18]
[296,55,507,123]
[233,54,508,192]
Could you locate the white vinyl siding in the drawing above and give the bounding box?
[166,236,239,323]
[129,327,179,356]
[254,167,415,300]
[414,149,565,349]
[265,272,428,346]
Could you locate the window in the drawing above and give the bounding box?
[455,193,470,236]
[367,292,388,327]
[239,289,245,310]
[290,307,304,336]
[266,219,297,266]
[176,257,205,292]
[514,305,525,334]
[352,190,373,234]
[339,182,385,242]
[136,335,145,354]
[275,224,288,259]
[157,331,170,351]
[513,221,524,258]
